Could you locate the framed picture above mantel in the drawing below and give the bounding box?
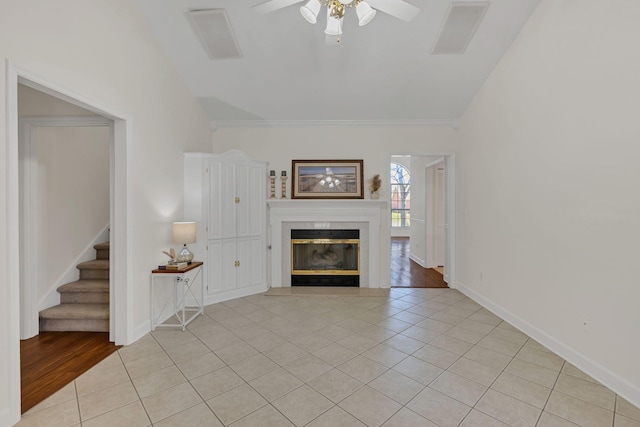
[291,160,364,199]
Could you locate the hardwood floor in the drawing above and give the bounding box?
[390,236,448,288]
[20,331,120,413]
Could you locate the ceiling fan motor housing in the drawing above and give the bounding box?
[330,0,346,18]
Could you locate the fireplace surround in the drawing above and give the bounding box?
[267,200,389,288]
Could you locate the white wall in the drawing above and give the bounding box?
[35,126,110,304]
[408,156,427,260]
[213,126,457,176]
[457,0,640,406]
[19,84,96,116]
[213,126,458,198]
[212,126,458,288]
[434,167,445,267]
[1,1,212,424]
[422,159,446,269]
[20,85,111,310]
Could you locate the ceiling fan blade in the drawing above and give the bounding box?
[366,0,419,22]
[253,0,305,14]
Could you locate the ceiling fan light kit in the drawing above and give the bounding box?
[299,0,376,42]
[300,0,321,24]
[255,0,419,43]
[356,1,376,26]
[324,9,343,36]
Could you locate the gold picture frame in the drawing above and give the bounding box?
[291,160,364,199]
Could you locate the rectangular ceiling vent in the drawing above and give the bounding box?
[431,2,490,55]
[187,9,242,60]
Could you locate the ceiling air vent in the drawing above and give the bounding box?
[187,9,242,60]
[431,1,490,55]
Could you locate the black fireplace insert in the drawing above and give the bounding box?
[291,229,360,287]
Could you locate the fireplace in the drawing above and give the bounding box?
[267,199,389,288]
[291,229,360,287]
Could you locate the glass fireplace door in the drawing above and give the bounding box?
[291,229,360,287]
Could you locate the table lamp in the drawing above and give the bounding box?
[172,222,196,263]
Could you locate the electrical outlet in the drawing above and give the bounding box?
[582,316,590,333]
[479,272,483,281]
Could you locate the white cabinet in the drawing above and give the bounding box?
[184,150,267,304]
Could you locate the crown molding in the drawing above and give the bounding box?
[210,118,461,129]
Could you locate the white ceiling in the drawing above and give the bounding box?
[133,0,540,126]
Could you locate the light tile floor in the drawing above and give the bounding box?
[17,288,640,427]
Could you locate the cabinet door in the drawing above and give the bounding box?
[206,240,223,295]
[235,163,251,238]
[221,163,237,240]
[236,236,263,289]
[207,160,223,241]
[247,163,265,237]
[220,239,237,292]
[206,239,237,295]
[236,162,265,238]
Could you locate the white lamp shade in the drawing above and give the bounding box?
[172,222,196,244]
[300,0,321,24]
[356,1,376,26]
[324,9,343,35]
[324,17,342,36]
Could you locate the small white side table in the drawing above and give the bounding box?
[150,261,204,331]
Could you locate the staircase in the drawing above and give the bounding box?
[39,242,110,332]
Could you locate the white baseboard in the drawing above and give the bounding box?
[456,281,640,409]
[409,253,426,267]
[203,284,269,307]
[0,408,19,427]
[390,228,410,237]
[131,319,152,345]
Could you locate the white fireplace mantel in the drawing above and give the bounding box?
[267,200,390,288]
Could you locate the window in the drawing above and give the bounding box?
[390,162,410,227]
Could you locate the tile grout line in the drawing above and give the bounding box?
[532,346,564,426]
[134,334,177,426]
[73,380,81,426]
[248,292,421,426]
[446,319,511,426]
[33,288,636,427]
[430,310,530,426]
[145,331,217,426]
[212,294,481,425]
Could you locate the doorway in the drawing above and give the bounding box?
[6,65,132,422]
[389,153,455,288]
[19,95,112,339]
[17,85,115,412]
[425,159,446,272]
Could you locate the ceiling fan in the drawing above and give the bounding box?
[253,0,419,42]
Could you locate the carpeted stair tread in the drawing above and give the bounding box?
[40,303,109,320]
[77,259,109,270]
[42,240,111,332]
[94,242,110,260]
[57,279,109,293]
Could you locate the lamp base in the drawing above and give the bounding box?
[176,244,194,263]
